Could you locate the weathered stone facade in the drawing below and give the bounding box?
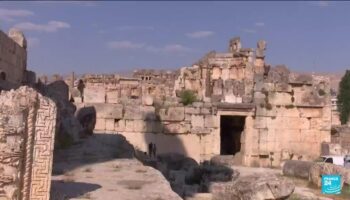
[72,37,331,167]
[0,87,57,200]
[0,29,27,85]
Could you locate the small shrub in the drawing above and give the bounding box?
[179,90,197,106]
[291,96,295,103]
[318,89,326,96]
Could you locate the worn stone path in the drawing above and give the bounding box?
[50,133,181,200]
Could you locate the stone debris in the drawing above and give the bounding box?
[283,160,314,179]
[210,174,295,200]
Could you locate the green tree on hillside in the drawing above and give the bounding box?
[337,70,350,124]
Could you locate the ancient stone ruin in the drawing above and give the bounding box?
[0,26,337,199]
[69,37,332,168]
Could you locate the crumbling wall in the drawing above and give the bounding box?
[0,29,27,85]
[0,86,56,200]
[174,38,263,104]
[248,69,331,167]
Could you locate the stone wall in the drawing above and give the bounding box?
[0,29,27,85]
[0,87,56,200]
[76,101,218,162]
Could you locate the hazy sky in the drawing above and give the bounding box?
[0,1,349,75]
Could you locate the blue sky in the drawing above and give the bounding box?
[0,1,349,76]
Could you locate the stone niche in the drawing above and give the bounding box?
[0,86,57,200]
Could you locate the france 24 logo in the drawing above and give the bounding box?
[322,175,342,195]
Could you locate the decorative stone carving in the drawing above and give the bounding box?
[0,86,56,200]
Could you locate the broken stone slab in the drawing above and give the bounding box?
[210,174,295,200]
[282,160,314,179]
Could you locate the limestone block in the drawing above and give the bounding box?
[282,160,314,179]
[142,95,153,106]
[106,90,119,103]
[200,107,211,115]
[91,103,123,119]
[310,118,323,129]
[212,66,222,80]
[298,108,322,118]
[124,105,142,120]
[114,119,126,132]
[95,118,106,131]
[140,106,156,120]
[185,114,191,121]
[125,120,134,132]
[275,82,292,92]
[192,102,204,108]
[254,117,267,129]
[191,115,204,128]
[279,107,300,117]
[73,97,82,103]
[163,123,188,134]
[159,107,185,122]
[255,106,277,117]
[133,120,147,132]
[105,118,115,131]
[283,117,302,130]
[84,87,106,103]
[204,115,218,128]
[223,94,236,103]
[191,127,211,135]
[222,67,230,81]
[151,121,163,133]
[268,92,292,105]
[300,117,310,130]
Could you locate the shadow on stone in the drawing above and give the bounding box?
[52,133,134,175]
[50,180,101,199]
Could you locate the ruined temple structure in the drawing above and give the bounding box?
[70,37,331,167]
[0,29,36,88]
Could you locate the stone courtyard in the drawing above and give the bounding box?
[0,26,348,200]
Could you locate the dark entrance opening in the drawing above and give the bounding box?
[220,115,245,155]
[0,72,6,81]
